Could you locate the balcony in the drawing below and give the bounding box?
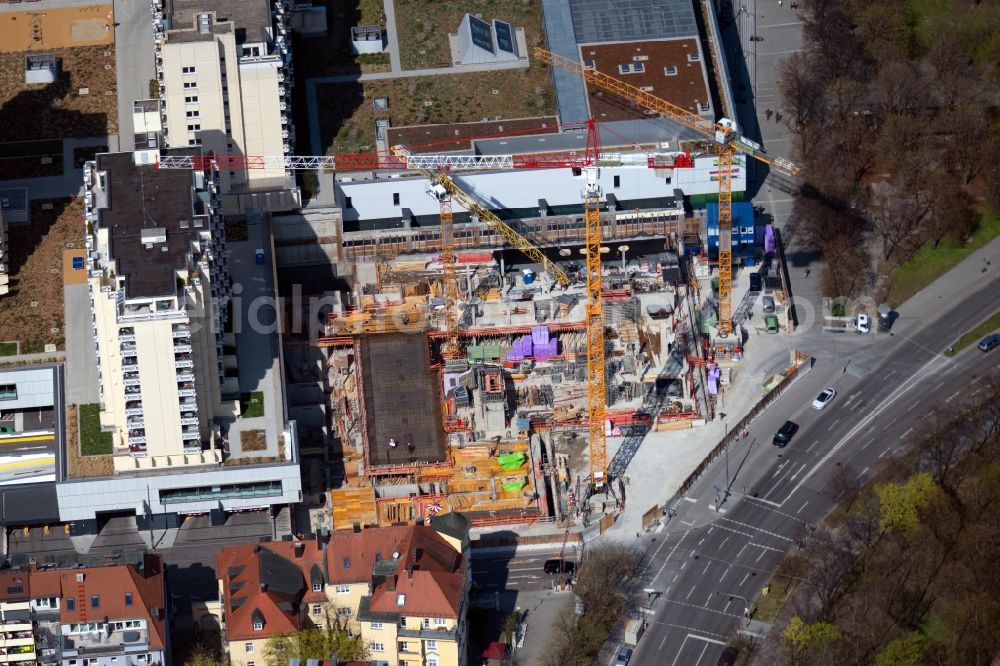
[176,373,195,382]
[127,419,144,429]
[175,359,194,369]
[173,344,192,353]
[180,417,199,427]
[123,377,141,387]
[182,431,200,441]
[128,436,147,445]
[178,388,197,398]
[119,333,136,343]
[125,408,144,417]
[397,626,458,641]
[179,401,197,412]
[172,326,190,338]
[61,624,150,657]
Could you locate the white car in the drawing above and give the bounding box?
[856,313,870,333]
[812,388,836,410]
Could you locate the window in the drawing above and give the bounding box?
[434,618,447,626]
[184,96,199,104]
[187,124,201,131]
[0,384,16,401]
[370,643,384,653]
[183,81,197,89]
[311,604,322,616]
[124,593,133,607]
[66,598,75,611]
[426,639,437,650]
[392,192,400,206]
[91,595,100,609]
[343,196,352,209]
[687,52,700,62]
[187,139,202,146]
[396,594,406,606]
[312,582,323,592]
[182,66,197,74]
[399,616,407,627]
[371,622,383,630]
[422,618,430,629]
[583,59,595,69]
[253,622,263,631]
[335,584,351,594]
[427,659,438,666]
[185,110,200,118]
[247,662,255,666]
[244,643,253,654]
[336,607,352,617]
[613,175,620,188]
[618,62,644,74]
[664,65,678,76]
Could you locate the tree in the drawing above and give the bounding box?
[183,644,225,666]
[782,616,841,665]
[874,472,941,532]
[874,631,926,666]
[262,615,367,664]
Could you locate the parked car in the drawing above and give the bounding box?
[749,272,762,292]
[615,648,634,666]
[255,248,266,265]
[762,295,775,313]
[856,313,870,334]
[812,387,837,410]
[773,420,799,447]
[764,313,779,333]
[543,559,575,575]
[716,647,740,666]
[978,333,1000,352]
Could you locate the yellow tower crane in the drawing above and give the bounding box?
[535,48,799,337]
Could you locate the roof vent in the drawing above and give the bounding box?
[392,551,400,560]
[140,228,167,245]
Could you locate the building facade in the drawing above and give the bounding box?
[155,0,298,213]
[84,149,229,470]
[0,555,170,666]
[0,208,8,297]
[213,515,471,666]
[60,146,302,530]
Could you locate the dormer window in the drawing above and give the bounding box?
[253,622,263,631]
[397,594,406,607]
[312,583,323,593]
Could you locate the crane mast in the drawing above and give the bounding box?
[583,167,607,489]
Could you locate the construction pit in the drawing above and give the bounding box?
[308,239,749,533]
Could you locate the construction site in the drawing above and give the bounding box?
[266,48,801,535]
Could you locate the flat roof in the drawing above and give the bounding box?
[582,38,710,121]
[94,151,201,298]
[568,0,698,43]
[170,0,272,44]
[359,334,447,467]
[0,482,60,525]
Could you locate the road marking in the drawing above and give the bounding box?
[879,447,892,459]
[719,567,730,583]
[797,501,809,515]
[719,517,794,542]
[683,497,698,503]
[762,470,792,500]
[736,544,747,559]
[856,466,870,480]
[827,418,841,432]
[698,538,705,546]
[751,542,785,553]
[885,370,898,379]
[771,354,951,507]
[908,400,921,411]
[707,527,714,535]
[771,461,789,478]
[723,599,732,613]
[861,438,874,449]
[686,585,696,599]
[702,562,711,575]
[756,550,766,562]
[843,392,858,407]
[806,438,819,452]
[759,48,806,56]
[760,20,804,27]
[790,463,807,481]
[885,417,897,428]
[710,522,755,539]
[660,598,744,619]
[673,574,679,582]
[705,593,715,607]
[654,529,690,583]
[681,561,687,570]
[740,572,750,585]
[946,391,960,403]
[899,427,913,440]
[719,536,730,549]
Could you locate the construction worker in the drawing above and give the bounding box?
[389,437,397,449]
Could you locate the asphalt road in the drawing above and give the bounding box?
[471,547,573,595]
[624,276,1000,665]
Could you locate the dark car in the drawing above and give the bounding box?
[543,559,575,575]
[773,420,799,447]
[749,272,762,292]
[716,647,740,666]
[979,333,1000,352]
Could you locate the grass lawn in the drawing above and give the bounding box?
[317,67,555,154]
[240,429,267,451]
[78,403,112,455]
[0,198,83,353]
[395,0,542,70]
[886,210,1000,308]
[240,391,265,418]
[0,342,16,357]
[751,554,809,622]
[944,309,1000,356]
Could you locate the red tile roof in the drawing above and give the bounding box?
[0,557,167,650]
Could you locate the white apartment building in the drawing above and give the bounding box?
[83,148,229,472]
[153,0,299,214]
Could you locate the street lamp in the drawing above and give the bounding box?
[617,245,630,272]
[716,591,753,626]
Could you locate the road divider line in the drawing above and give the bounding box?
[856,467,870,480]
[719,567,730,583]
[879,447,891,459]
[899,427,913,440]
[720,517,794,542]
[790,463,807,481]
[797,501,809,515]
[751,542,784,553]
[740,572,750,585]
[686,586,695,599]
